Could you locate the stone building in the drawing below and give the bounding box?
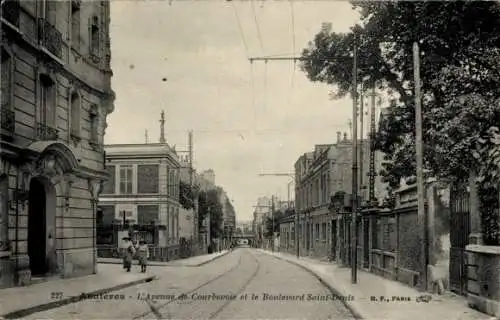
[98,112,182,260]
[293,133,387,259]
[0,0,114,287]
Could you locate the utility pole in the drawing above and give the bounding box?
[271,195,275,253]
[351,38,359,284]
[258,173,297,257]
[413,41,428,291]
[368,85,377,204]
[207,206,211,251]
[359,83,364,201]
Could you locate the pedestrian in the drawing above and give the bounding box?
[122,237,135,272]
[137,240,149,273]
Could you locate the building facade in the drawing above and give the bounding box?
[293,133,388,259]
[0,0,114,287]
[98,142,181,260]
[252,196,271,246]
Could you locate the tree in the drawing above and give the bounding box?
[197,189,224,239]
[235,227,243,235]
[265,210,287,237]
[179,180,196,210]
[300,1,500,244]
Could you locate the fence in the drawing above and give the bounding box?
[97,244,182,262]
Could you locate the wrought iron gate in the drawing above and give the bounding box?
[449,183,471,296]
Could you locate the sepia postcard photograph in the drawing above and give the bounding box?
[0,0,500,319]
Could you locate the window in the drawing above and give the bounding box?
[315,224,320,241]
[90,16,100,57]
[70,92,81,137]
[0,176,8,251]
[1,48,12,110]
[322,223,327,241]
[137,205,159,225]
[39,74,56,127]
[89,104,99,144]
[101,165,115,194]
[2,0,20,27]
[41,0,57,25]
[119,165,133,194]
[137,165,159,194]
[97,205,115,226]
[70,0,81,49]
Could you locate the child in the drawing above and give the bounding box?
[122,237,135,272]
[137,240,149,273]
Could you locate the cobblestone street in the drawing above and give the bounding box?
[22,249,354,319]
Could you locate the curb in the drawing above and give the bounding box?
[1,275,157,319]
[192,250,230,267]
[97,251,230,268]
[261,250,365,320]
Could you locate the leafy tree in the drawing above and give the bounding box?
[235,227,243,235]
[179,180,196,210]
[265,210,287,237]
[300,1,500,244]
[197,189,224,239]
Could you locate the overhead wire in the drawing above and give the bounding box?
[251,0,265,54]
[288,0,297,109]
[231,1,250,59]
[230,1,256,131]
[250,0,267,118]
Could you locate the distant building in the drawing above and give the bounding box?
[98,111,182,260]
[199,169,215,186]
[290,131,388,259]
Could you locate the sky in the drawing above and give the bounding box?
[106,0,360,223]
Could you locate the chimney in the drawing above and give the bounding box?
[336,131,341,144]
[343,132,348,141]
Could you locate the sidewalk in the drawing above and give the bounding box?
[260,250,497,320]
[97,250,229,267]
[0,264,156,319]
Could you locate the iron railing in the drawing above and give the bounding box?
[1,108,15,137]
[38,17,62,58]
[36,123,58,140]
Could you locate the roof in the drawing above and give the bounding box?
[104,143,179,163]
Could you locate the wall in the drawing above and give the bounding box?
[179,207,194,239]
[0,0,114,286]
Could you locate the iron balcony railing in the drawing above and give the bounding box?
[36,123,58,140]
[38,17,62,58]
[1,108,15,138]
[2,0,20,28]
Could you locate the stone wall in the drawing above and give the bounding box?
[466,245,500,318]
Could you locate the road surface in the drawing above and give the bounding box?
[24,249,355,319]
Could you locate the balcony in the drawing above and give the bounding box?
[36,123,58,141]
[38,18,62,59]
[2,0,20,28]
[1,108,15,139]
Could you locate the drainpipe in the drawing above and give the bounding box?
[15,166,19,285]
[92,199,96,274]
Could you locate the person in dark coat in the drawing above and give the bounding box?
[122,237,135,272]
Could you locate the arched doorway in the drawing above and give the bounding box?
[28,177,56,276]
